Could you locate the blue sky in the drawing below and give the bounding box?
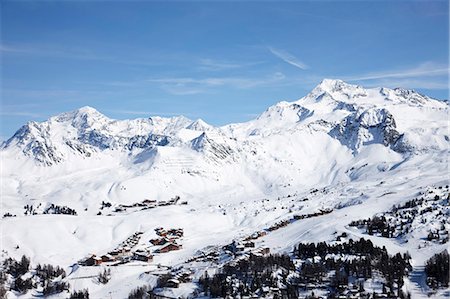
[1,0,448,140]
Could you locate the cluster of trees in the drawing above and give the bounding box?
[2,212,16,218]
[198,239,412,299]
[2,255,33,293]
[0,271,6,298]
[3,255,30,278]
[24,204,38,215]
[425,250,449,289]
[392,198,424,211]
[128,285,153,299]
[23,203,77,215]
[100,201,112,209]
[42,280,70,296]
[155,273,175,288]
[198,253,296,298]
[2,255,70,296]
[43,203,77,215]
[70,289,90,299]
[351,191,449,245]
[12,276,33,293]
[97,268,111,284]
[295,238,384,258]
[295,239,412,298]
[35,263,66,281]
[427,230,441,242]
[349,215,399,237]
[35,263,68,296]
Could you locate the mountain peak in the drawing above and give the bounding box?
[315,79,361,93]
[70,106,106,118]
[301,79,368,104]
[52,106,108,129]
[186,119,212,131]
[76,105,99,114]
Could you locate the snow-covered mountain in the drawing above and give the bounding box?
[2,79,447,168]
[1,79,448,298]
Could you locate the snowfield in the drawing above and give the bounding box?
[0,79,449,298]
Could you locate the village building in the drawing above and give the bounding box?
[79,254,96,266]
[93,256,103,265]
[155,227,168,236]
[133,251,153,262]
[244,241,255,248]
[101,254,115,262]
[165,278,180,288]
[150,237,169,246]
[155,243,182,253]
[251,247,270,256]
[109,249,122,256]
[167,228,183,237]
[143,199,157,205]
[236,244,245,252]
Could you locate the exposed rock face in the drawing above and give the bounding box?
[329,108,401,153]
[191,133,234,163]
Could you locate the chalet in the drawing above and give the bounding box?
[251,247,270,256]
[121,256,132,263]
[143,199,157,205]
[236,244,245,252]
[133,252,153,262]
[156,243,182,253]
[150,237,169,246]
[167,228,183,238]
[165,278,180,288]
[223,241,238,253]
[79,255,96,266]
[93,256,103,265]
[245,231,267,241]
[108,249,121,256]
[244,241,255,248]
[155,228,168,236]
[175,270,192,282]
[101,254,115,262]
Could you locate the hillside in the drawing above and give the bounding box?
[0,79,448,298]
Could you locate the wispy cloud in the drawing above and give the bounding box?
[0,44,31,54]
[0,111,43,118]
[0,43,163,67]
[342,62,449,90]
[147,72,286,95]
[1,43,105,60]
[199,59,244,71]
[345,62,448,81]
[198,58,263,71]
[356,78,449,90]
[268,47,309,70]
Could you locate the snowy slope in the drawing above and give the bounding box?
[0,79,448,298]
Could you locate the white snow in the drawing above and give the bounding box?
[0,79,448,298]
